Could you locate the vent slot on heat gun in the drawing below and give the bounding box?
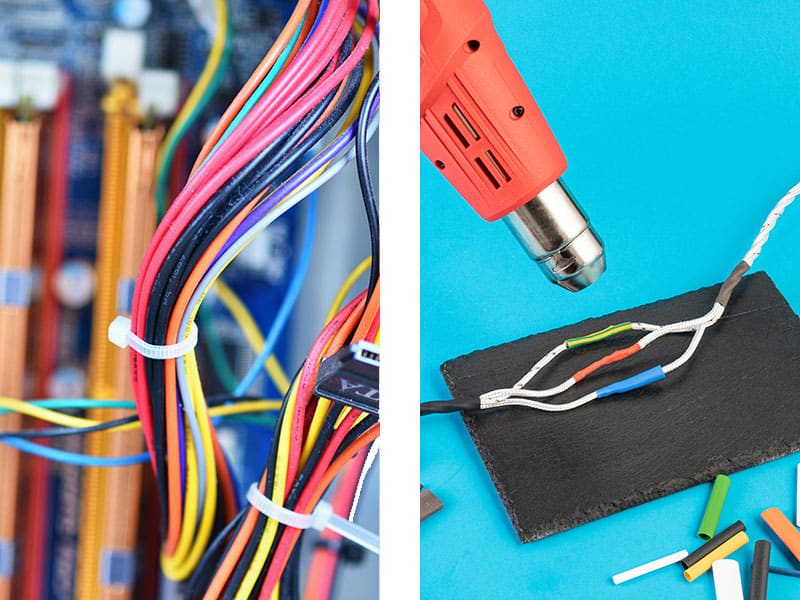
[474,156,500,189]
[442,101,513,190]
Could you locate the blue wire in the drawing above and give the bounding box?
[234,196,317,396]
[2,438,149,467]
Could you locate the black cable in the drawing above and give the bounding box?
[184,507,246,599]
[420,399,479,416]
[356,74,380,299]
[279,546,301,600]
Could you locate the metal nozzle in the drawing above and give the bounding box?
[503,179,605,291]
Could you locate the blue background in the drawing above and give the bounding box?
[420,1,800,598]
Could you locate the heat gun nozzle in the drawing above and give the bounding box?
[503,179,606,292]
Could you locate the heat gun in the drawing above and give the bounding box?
[420,0,605,291]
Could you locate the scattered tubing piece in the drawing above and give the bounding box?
[761,507,800,562]
[768,565,800,578]
[684,521,747,568]
[699,474,732,540]
[796,464,800,527]
[712,559,744,600]
[684,531,749,582]
[749,540,770,600]
[611,549,688,585]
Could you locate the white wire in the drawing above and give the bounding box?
[743,182,800,266]
[484,391,599,412]
[663,324,708,374]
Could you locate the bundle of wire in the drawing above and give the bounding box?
[471,182,800,412]
[120,0,381,592]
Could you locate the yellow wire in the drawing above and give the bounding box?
[324,257,371,324]
[214,280,290,395]
[155,0,229,180]
[234,379,300,599]
[0,398,97,428]
[0,398,281,433]
[162,349,219,580]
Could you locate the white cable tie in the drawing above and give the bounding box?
[107,315,198,359]
[246,483,379,554]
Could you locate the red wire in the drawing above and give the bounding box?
[304,449,368,600]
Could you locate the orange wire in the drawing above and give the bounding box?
[203,477,266,600]
[351,279,379,341]
[285,0,320,65]
[191,0,314,174]
[327,297,366,354]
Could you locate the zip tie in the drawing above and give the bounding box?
[712,559,743,600]
[108,315,198,359]
[246,483,379,555]
[611,549,688,585]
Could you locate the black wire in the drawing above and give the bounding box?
[279,547,301,600]
[420,399,479,416]
[0,414,139,439]
[184,507,247,599]
[356,75,380,299]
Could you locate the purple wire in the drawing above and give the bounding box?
[177,389,186,497]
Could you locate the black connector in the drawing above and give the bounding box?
[315,341,379,415]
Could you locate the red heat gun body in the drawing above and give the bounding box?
[420,0,605,291]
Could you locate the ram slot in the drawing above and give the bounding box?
[0,115,42,599]
[76,81,138,600]
[98,125,162,600]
